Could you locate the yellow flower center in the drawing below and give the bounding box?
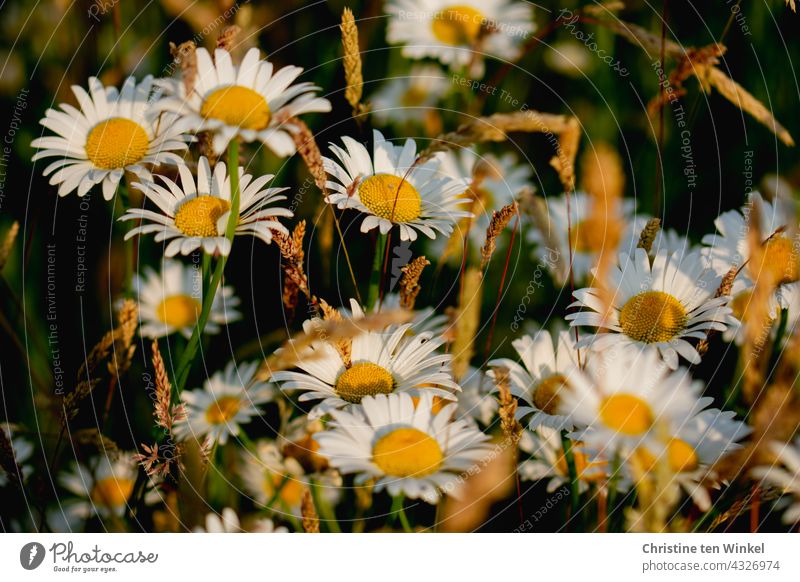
[335,362,395,403]
[156,294,201,328]
[85,118,149,169]
[758,236,799,285]
[205,395,241,425]
[400,85,429,108]
[532,374,568,415]
[90,477,134,508]
[619,290,688,343]
[372,427,444,478]
[267,473,305,507]
[569,218,608,253]
[599,394,654,435]
[636,438,699,473]
[358,174,422,223]
[200,85,271,130]
[174,196,231,237]
[431,5,485,46]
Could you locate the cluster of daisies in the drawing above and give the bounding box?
[15,1,800,532]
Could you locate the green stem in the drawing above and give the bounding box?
[173,140,241,394]
[391,495,413,532]
[606,453,621,532]
[367,232,387,309]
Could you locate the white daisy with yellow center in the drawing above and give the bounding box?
[622,408,750,511]
[489,330,582,431]
[752,438,800,525]
[120,156,292,256]
[323,129,472,241]
[314,392,492,504]
[174,361,275,446]
[386,0,535,73]
[370,64,449,125]
[519,426,613,494]
[431,148,532,263]
[272,304,459,417]
[157,47,331,157]
[455,366,499,427]
[527,191,649,283]
[59,454,140,521]
[567,248,734,369]
[31,76,188,200]
[133,259,240,339]
[559,348,713,460]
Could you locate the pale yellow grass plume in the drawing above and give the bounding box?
[550,117,581,193]
[398,256,430,309]
[215,25,240,53]
[256,309,414,381]
[63,299,138,422]
[439,440,516,532]
[450,268,483,382]
[341,8,367,117]
[301,488,321,533]
[579,142,625,323]
[274,220,311,317]
[318,298,352,368]
[0,221,19,271]
[597,17,794,147]
[788,1,797,13]
[696,265,737,357]
[480,202,519,271]
[636,218,661,253]
[169,40,197,96]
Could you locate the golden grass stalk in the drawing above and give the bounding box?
[215,25,240,52]
[550,117,581,193]
[169,40,197,96]
[595,18,794,147]
[398,256,430,309]
[696,265,737,357]
[704,488,782,532]
[450,268,482,382]
[788,1,797,12]
[492,365,522,445]
[256,309,414,380]
[274,221,311,317]
[480,202,519,271]
[0,425,22,489]
[63,300,138,422]
[0,220,19,271]
[71,428,119,457]
[151,340,179,432]
[636,218,661,253]
[340,8,366,117]
[301,488,321,533]
[319,298,352,367]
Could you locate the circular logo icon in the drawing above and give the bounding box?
[20,542,46,570]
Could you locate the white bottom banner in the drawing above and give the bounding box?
[1,533,797,581]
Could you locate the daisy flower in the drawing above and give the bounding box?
[455,366,498,426]
[314,392,492,504]
[567,248,733,369]
[271,309,459,417]
[721,277,782,345]
[157,47,331,156]
[752,438,800,525]
[560,348,713,459]
[386,0,535,73]
[431,148,531,261]
[59,454,139,522]
[527,191,645,283]
[323,129,471,241]
[370,65,449,125]
[194,507,288,533]
[133,259,240,339]
[174,360,275,446]
[240,440,341,516]
[702,192,799,290]
[628,408,750,511]
[31,76,187,200]
[488,330,582,431]
[519,426,610,493]
[120,156,292,256]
